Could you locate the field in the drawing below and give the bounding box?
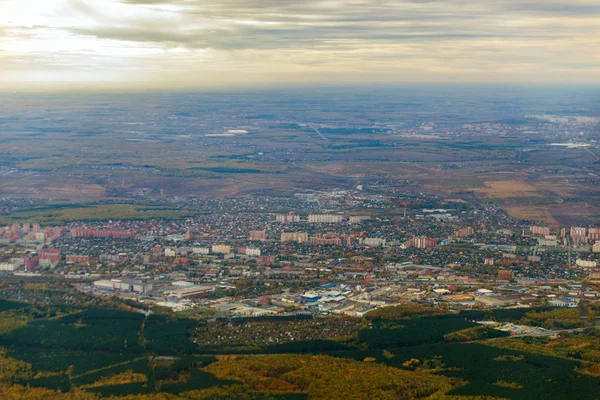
[471,181,543,199]
[1,91,600,225]
[0,204,193,224]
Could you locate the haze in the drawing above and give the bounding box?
[1,0,599,91]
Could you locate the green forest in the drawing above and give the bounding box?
[1,299,600,399]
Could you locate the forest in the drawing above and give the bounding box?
[1,299,600,399]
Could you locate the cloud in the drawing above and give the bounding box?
[0,0,599,89]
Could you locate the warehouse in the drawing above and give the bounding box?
[166,284,215,299]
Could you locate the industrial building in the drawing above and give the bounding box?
[93,279,153,293]
[166,284,215,299]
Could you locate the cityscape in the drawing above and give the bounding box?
[1,0,600,398]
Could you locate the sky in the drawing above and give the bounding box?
[0,0,599,90]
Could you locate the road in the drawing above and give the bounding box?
[584,147,600,161]
[310,125,328,141]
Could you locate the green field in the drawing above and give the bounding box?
[0,203,193,224]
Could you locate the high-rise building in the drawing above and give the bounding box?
[70,228,135,239]
[454,227,474,238]
[249,230,267,241]
[530,226,550,236]
[212,244,231,254]
[576,259,597,268]
[349,216,371,223]
[571,227,587,238]
[498,270,514,280]
[308,214,343,223]
[281,232,309,243]
[276,213,300,223]
[407,236,438,249]
[309,233,342,245]
[245,247,261,256]
[588,228,600,241]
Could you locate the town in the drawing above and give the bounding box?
[2,188,599,330]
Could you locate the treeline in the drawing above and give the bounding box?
[364,304,448,320]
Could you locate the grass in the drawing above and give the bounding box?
[0,203,194,224]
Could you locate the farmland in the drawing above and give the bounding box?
[1,89,599,225]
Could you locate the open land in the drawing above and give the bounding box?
[0,87,599,226]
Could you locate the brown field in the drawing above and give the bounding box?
[471,180,542,199]
[0,175,106,200]
[504,205,559,227]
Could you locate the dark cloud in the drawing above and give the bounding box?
[61,0,577,51]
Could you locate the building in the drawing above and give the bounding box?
[301,292,322,303]
[26,256,39,271]
[70,228,135,239]
[132,281,153,293]
[588,271,600,281]
[245,247,261,256]
[308,214,343,223]
[38,248,61,268]
[498,269,514,280]
[530,226,550,236]
[249,230,267,241]
[310,233,342,246]
[172,281,195,287]
[571,227,587,238]
[539,237,558,247]
[550,297,579,308]
[39,248,61,262]
[281,232,308,243]
[93,280,115,290]
[276,213,300,223]
[475,294,516,307]
[166,284,215,299]
[93,279,153,293]
[362,238,386,247]
[66,255,90,264]
[192,247,210,255]
[257,256,275,265]
[588,228,600,241]
[349,216,370,223]
[576,259,597,268]
[592,242,600,253]
[212,244,231,254]
[484,258,495,266]
[407,236,438,249]
[454,227,474,238]
[164,247,176,257]
[0,262,18,271]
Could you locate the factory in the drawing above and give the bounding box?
[93,279,153,294]
[165,284,216,300]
